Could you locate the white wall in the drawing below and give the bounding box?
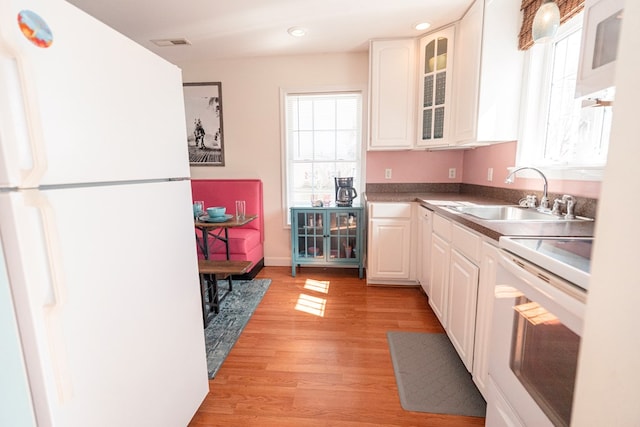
[178,53,369,266]
[572,1,640,424]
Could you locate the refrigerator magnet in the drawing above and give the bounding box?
[17,10,53,48]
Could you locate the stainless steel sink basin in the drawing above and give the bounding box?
[446,205,593,222]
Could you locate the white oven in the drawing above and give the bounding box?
[486,237,591,427]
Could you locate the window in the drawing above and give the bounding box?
[282,89,364,224]
[518,13,614,179]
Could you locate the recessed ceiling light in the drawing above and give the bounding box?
[287,27,307,37]
[415,22,431,31]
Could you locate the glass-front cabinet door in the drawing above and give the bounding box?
[291,206,363,278]
[294,210,325,259]
[417,26,455,147]
[328,210,359,261]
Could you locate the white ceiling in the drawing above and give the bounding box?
[66,0,474,64]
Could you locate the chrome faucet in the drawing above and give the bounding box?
[505,167,550,211]
[552,194,576,219]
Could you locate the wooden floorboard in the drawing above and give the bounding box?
[188,266,486,426]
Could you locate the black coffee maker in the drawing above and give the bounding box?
[335,177,358,207]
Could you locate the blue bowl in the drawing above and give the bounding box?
[206,206,226,218]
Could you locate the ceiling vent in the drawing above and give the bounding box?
[150,38,191,47]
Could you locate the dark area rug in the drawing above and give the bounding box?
[387,331,486,417]
[203,278,271,378]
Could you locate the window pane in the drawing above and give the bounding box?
[335,162,358,183]
[296,99,314,130]
[336,97,358,129]
[422,109,432,140]
[434,107,445,139]
[313,163,336,198]
[425,40,435,73]
[314,98,336,130]
[436,37,448,70]
[292,130,313,160]
[336,130,357,160]
[291,162,313,205]
[424,75,434,108]
[314,130,337,160]
[435,71,447,105]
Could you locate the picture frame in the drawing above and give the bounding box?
[183,82,225,166]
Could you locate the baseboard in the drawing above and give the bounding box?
[366,278,419,287]
[264,256,291,267]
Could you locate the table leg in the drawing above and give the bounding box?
[224,228,230,260]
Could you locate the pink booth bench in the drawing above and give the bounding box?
[191,179,264,279]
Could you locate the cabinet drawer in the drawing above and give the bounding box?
[369,202,412,218]
[452,223,481,263]
[432,214,452,240]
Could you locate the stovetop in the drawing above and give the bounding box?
[499,236,593,291]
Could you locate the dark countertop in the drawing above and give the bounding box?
[364,192,596,241]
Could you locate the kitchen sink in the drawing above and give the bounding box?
[445,205,593,222]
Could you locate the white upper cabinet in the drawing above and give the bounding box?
[453,0,524,144]
[575,0,623,98]
[368,39,417,150]
[417,26,456,147]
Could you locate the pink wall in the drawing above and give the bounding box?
[366,141,601,198]
[366,150,465,183]
[462,141,517,185]
[462,142,601,198]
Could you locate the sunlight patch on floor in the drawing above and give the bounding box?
[304,278,330,294]
[295,293,327,317]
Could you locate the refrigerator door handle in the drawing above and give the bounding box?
[24,192,74,403]
[0,48,48,187]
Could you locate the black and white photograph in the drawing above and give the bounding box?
[183,82,225,166]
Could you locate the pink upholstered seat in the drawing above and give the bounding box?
[191,179,264,277]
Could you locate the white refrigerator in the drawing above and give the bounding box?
[0,1,209,426]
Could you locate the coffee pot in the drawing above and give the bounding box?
[335,177,358,207]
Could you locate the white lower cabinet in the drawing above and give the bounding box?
[429,233,450,325]
[417,206,433,295]
[429,213,481,373]
[472,241,500,398]
[367,202,416,285]
[447,248,479,371]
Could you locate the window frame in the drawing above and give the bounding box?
[516,12,608,181]
[280,85,368,228]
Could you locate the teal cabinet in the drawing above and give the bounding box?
[290,206,364,278]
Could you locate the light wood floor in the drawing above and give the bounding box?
[188,266,486,426]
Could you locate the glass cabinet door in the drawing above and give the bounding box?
[418,26,455,146]
[295,210,325,258]
[328,210,359,261]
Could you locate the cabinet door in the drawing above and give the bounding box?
[429,233,450,326]
[453,0,523,144]
[417,26,455,147]
[417,207,432,295]
[472,241,499,398]
[369,39,417,150]
[368,218,411,279]
[328,210,360,261]
[293,210,325,259]
[447,249,479,372]
[453,0,483,142]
